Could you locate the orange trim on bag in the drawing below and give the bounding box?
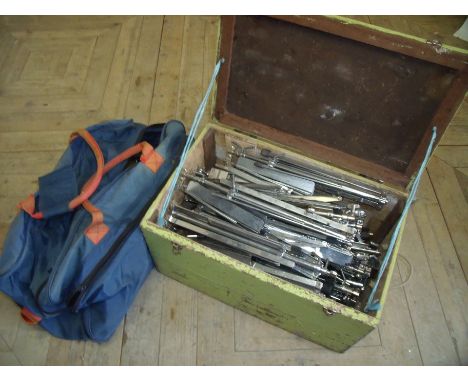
[18,135,163,223]
[83,200,109,245]
[18,129,105,219]
[68,130,105,210]
[103,143,146,174]
[17,194,43,219]
[20,307,42,325]
[140,142,164,173]
[81,141,164,245]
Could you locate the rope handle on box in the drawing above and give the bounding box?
[158,58,224,226]
[365,127,437,312]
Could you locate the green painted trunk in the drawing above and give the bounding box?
[140,122,406,352]
[139,12,458,351]
[142,224,379,352]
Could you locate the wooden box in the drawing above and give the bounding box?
[141,16,467,352]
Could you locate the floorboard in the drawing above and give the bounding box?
[428,156,468,279]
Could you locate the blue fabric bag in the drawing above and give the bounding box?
[0,119,186,342]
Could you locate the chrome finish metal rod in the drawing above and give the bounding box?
[223,192,351,242]
[218,179,354,235]
[173,206,286,252]
[187,175,353,241]
[169,216,295,268]
[252,261,324,291]
[238,150,388,207]
[260,148,384,195]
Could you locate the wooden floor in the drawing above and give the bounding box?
[0,16,467,366]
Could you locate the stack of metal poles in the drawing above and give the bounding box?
[168,146,388,308]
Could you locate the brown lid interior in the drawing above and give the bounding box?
[215,16,467,188]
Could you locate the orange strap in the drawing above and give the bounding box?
[20,307,42,325]
[19,129,105,219]
[80,141,163,183]
[19,136,164,245]
[81,141,163,244]
[103,142,146,173]
[17,194,37,217]
[140,142,164,173]
[83,200,110,245]
[68,130,105,210]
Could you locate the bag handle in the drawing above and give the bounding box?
[19,129,105,219]
[82,141,163,245]
[19,128,162,221]
[67,129,106,210]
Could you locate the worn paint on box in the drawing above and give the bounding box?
[142,221,378,352]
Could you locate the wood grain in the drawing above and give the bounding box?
[123,16,164,123]
[158,278,198,365]
[120,272,165,365]
[397,211,460,365]
[119,16,166,366]
[367,16,468,50]
[428,156,468,279]
[434,146,468,167]
[149,16,186,123]
[412,173,468,363]
[46,339,86,366]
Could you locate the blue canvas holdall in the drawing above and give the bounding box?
[0,119,187,342]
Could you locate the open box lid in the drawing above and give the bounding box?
[214,16,468,189]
